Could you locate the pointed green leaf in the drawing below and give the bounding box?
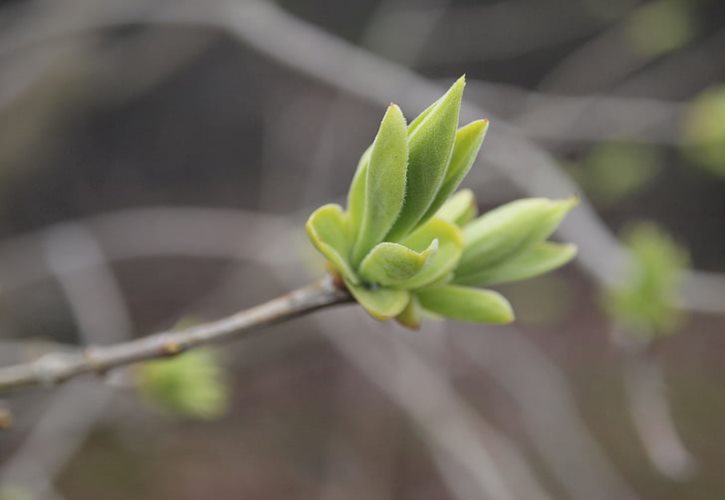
[422,120,489,222]
[346,281,410,320]
[455,242,577,286]
[352,105,409,264]
[407,95,442,135]
[456,197,577,278]
[396,294,422,330]
[434,189,478,226]
[347,146,371,236]
[359,240,438,286]
[417,285,514,324]
[305,204,358,284]
[386,77,466,241]
[397,217,464,289]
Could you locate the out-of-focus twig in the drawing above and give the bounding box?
[616,28,725,98]
[464,79,685,145]
[454,326,643,500]
[616,332,697,480]
[304,307,550,500]
[384,0,625,64]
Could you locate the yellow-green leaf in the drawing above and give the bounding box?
[627,0,696,57]
[359,240,438,286]
[456,197,577,278]
[386,77,466,241]
[398,217,464,289]
[422,120,489,222]
[352,104,409,264]
[137,349,229,420]
[396,294,422,330]
[347,146,371,234]
[455,242,577,286]
[683,85,725,176]
[417,285,514,324]
[603,222,688,339]
[305,204,358,284]
[434,189,478,226]
[408,93,443,135]
[346,281,410,320]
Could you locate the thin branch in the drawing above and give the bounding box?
[0,226,133,494]
[0,277,351,393]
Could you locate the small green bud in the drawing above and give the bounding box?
[0,486,31,500]
[683,85,725,176]
[137,349,229,420]
[603,223,688,339]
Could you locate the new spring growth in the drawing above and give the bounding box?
[136,349,229,420]
[306,77,578,328]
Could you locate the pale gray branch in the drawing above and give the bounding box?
[0,277,351,393]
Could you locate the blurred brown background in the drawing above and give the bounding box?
[0,0,724,499]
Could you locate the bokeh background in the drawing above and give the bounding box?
[0,0,724,499]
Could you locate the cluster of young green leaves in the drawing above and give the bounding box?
[136,349,229,420]
[603,223,689,340]
[307,77,577,328]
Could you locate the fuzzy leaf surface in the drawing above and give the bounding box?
[386,77,465,240]
[359,240,438,286]
[422,120,488,222]
[305,204,358,284]
[347,146,371,236]
[397,217,464,289]
[455,242,577,286]
[456,197,576,278]
[352,105,409,263]
[346,282,410,320]
[435,189,478,226]
[417,285,514,324]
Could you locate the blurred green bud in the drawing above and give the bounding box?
[306,78,577,327]
[580,143,662,206]
[603,222,689,340]
[137,349,229,420]
[0,486,31,500]
[627,0,696,56]
[683,85,725,176]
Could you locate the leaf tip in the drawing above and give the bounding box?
[496,297,516,324]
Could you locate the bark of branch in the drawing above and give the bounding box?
[0,277,351,393]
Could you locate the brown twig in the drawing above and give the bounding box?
[0,277,351,393]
